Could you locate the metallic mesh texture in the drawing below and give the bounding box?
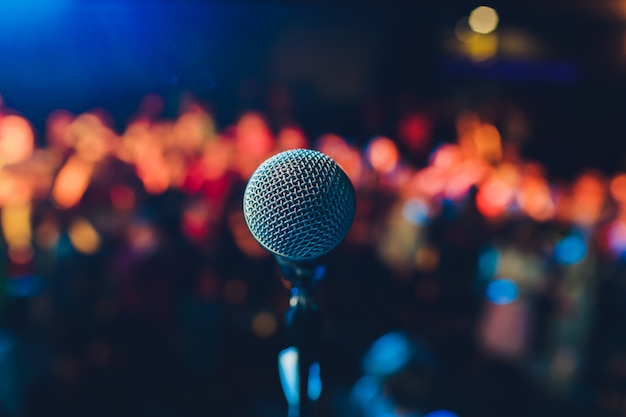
[243,149,356,261]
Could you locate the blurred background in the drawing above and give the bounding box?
[1,1,626,416]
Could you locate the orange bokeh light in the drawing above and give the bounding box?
[276,126,308,151]
[52,156,94,208]
[235,112,274,158]
[518,176,555,221]
[431,144,462,170]
[317,134,363,184]
[476,177,513,218]
[367,136,399,174]
[0,115,34,165]
[71,113,115,163]
[570,172,607,227]
[413,166,448,198]
[610,173,626,203]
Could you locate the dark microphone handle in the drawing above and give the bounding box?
[287,294,323,417]
[278,257,326,417]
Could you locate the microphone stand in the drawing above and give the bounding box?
[276,257,325,417]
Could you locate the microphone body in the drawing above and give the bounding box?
[243,149,355,417]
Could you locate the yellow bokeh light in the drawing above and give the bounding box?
[455,17,479,43]
[469,6,499,35]
[465,33,499,62]
[2,203,31,248]
[251,311,277,338]
[68,218,101,254]
[474,123,502,162]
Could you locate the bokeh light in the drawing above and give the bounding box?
[469,6,499,35]
[402,198,430,225]
[35,221,61,249]
[110,185,136,211]
[518,176,555,221]
[363,332,412,376]
[52,156,93,208]
[611,173,626,201]
[476,177,513,218]
[2,204,31,250]
[68,218,101,254]
[308,362,322,401]
[366,136,399,174]
[570,172,607,228]
[554,233,587,264]
[251,311,277,338]
[486,279,519,305]
[455,17,478,43]
[8,275,42,297]
[607,220,626,257]
[415,246,440,273]
[425,411,459,417]
[351,376,379,403]
[126,220,159,254]
[278,347,299,408]
[0,115,34,165]
[478,247,500,280]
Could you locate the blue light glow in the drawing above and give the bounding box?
[278,347,299,407]
[308,362,322,401]
[402,198,429,225]
[486,279,518,305]
[363,332,412,376]
[0,330,14,357]
[478,247,499,280]
[351,376,379,403]
[7,275,42,298]
[554,234,587,265]
[425,410,459,417]
[0,1,73,32]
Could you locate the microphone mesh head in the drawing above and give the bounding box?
[243,149,356,261]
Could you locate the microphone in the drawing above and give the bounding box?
[243,148,356,287]
[243,149,356,417]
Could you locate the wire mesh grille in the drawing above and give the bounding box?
[243,149,356,260]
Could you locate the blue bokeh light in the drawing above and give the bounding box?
[7,275,42,298]
[486,279,519,305]
[363,332,412,376]
[278,347,299,407]
[554,234,587,265]
[402,198,429,225]
[478,247,500,280]
[0,330,15,357]
[308,362,322,401]
[425,410,459,417]
[351,376,379,403]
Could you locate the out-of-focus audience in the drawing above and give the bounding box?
[0,91,624,417]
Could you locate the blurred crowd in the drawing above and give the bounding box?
[0,91,625,417]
